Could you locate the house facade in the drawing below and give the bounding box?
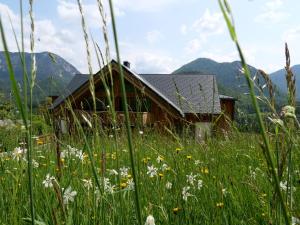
[50,60,235,133]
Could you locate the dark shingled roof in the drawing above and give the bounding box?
[51,74,89,109]
[140,74,221,114]
[51,62,222,115]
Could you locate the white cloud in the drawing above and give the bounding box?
[146,30,164,44]
[255,0,289,24]
[192,9,224,37]
[119,42,180,73]
[183,9,225,55]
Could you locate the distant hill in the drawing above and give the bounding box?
[270,65,300,99]
[173,58,259,93]
[173,58,287,112]
[0,51,79,103]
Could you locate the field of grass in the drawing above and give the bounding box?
[0,128,299,224]
[0,0,300,224]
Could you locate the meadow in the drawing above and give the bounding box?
[0,0,300,224]
[1,127,299,225]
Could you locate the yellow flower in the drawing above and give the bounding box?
[201,167,209,174]
[159,173,164,179]
[175,147,182,153]
[60,158,65,163]
[173,207,181,214]
[120,182,127,189]
[111,152,116,160]
[216,202,224,208]
[127,174,132,179]
[186,155,192,160]
[36,139,44,145]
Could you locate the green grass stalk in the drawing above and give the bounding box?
[108,0,143,224]
[218,1,290,224]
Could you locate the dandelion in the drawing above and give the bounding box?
[147,165,158,178]
[186,155,192,160]
[82,179,93,190]
[42,174,56,188]
[63,186,77,205]
[197,180,203,190]
[144,215,155,225]
[182,186,191,201]
[158,173,164,179]
[186,173,197,186]
[166,182,172,189]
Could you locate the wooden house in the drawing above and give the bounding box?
[50,60,236,134]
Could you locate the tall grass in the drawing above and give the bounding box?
[0,0,299,224]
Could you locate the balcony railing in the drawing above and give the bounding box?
[74,110,154,126]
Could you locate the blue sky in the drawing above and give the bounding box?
[0,0,299,74]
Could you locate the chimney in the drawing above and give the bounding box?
[123,61,130,68]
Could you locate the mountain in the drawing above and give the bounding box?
[173,58,258,93]
[270,65,300,99]
[0,51,79,102]
[173,58,286,112]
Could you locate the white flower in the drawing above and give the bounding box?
[161,163,168,171]
[32,159,39,168]
[280,180,296,192]
[147,165,158,178]
[197,180,203,190]
[156,155,163,163]
[139,130,144,135]
[82,179,93,190]
[194,160,201,165]
[63,186,77,205]
[145,215,155,225]
[103,178,115,194]
[108,169,118,176]
[292,216,300,225]
[42,174,56,188]
[182,186,192,201]
[222,188,227,195]
[127,179,135,190]
[166,182,172,189]
[12,147,27,161]
[186,173,197,186]
[76,150,84,161]
[280,181,287,191]
[120,167,129,178]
